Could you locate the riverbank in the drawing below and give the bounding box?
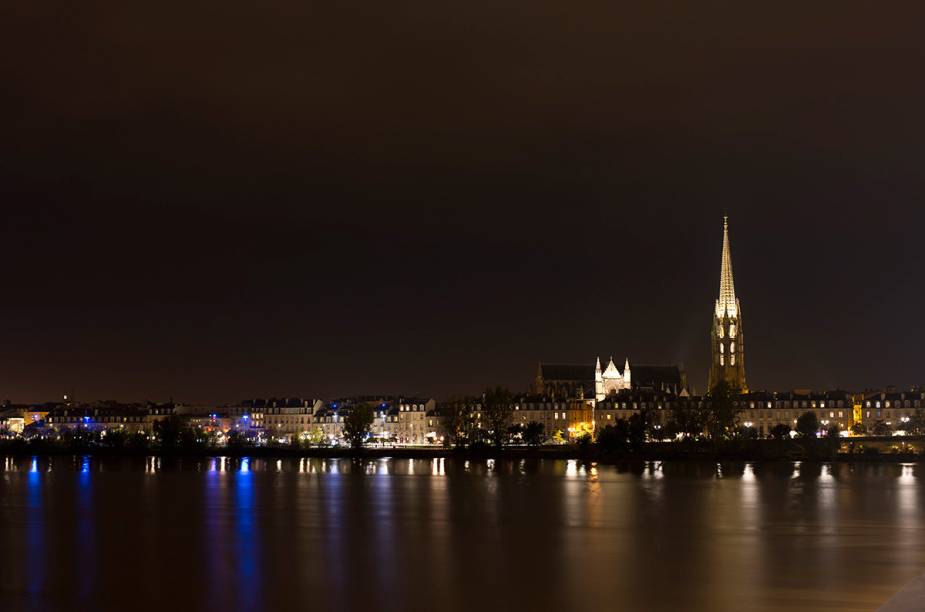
[0,437,923,463]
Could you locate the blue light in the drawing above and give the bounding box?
[30,457,39,473]
[82,416,90,423]
[240,457,250,474]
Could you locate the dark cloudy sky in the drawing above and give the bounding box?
[1,1,924,403]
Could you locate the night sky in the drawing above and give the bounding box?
[2,1,924,404]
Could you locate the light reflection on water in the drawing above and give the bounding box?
[26,457,43,596]
[76,455,95,602]
[0,457,921,612]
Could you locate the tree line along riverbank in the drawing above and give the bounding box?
[0,435,921,464]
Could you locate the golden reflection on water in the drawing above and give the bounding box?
[0,456,922,612]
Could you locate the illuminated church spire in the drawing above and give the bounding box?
[715,215,738,318]
[709,216,747,392]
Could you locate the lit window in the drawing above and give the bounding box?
[720,343,724,354]
[720,355,725,366]
[729,324,736,338]
[730,342,735,353]
[730,355,735,365]
[718,326,724,339]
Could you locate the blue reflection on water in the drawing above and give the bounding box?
[26,457,43,594]
[77,455,95,599]
[204,456,224,607]
[235,457,259,610]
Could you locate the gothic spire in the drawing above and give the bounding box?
[715,215,738,318]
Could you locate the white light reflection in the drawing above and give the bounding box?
[818,464,835,516]
[642,461,663,480]
[565,460,578,478]
[741,464,758,522]
[899,463,916,514]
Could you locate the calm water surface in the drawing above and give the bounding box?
[0,456,921,612]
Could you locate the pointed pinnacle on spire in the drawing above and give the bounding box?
[715,216,738,318]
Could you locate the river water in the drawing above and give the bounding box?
[0,456,921,611]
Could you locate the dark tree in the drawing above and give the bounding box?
[522,421,547,447]
[104,429,128,449]
[905,409,925,435]
[128,430,149,450]
[769,423,792,440]
[795,411,820,438]
[154,415,184,449]
[597,419,631,453]
[441,398,474,449]
[482,386,513,449]
[627,411,649,451]
[871,420,893,437]
[343,404,374,449]
[672,403,708,440]
[226,430,252,449]
[705,380,741,441]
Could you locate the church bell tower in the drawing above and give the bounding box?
[709,216,748,392]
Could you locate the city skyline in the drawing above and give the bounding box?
[5,4,925,612]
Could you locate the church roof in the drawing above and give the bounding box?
[631,365,683,388]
